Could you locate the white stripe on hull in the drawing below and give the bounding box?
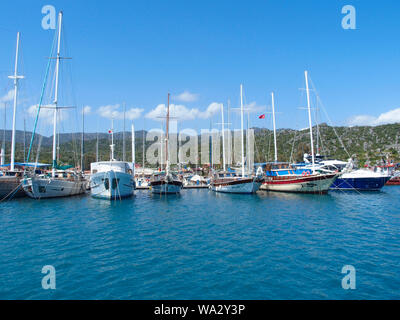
[90,171,134,200]
[22,177,86,199]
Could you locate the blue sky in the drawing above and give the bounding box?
[1,0,400,135]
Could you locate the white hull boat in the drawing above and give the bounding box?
[260,173,337,194]
[22,175,86,199]
[210,176,262,194]
[90,170,134,199]
[89,120,136,200]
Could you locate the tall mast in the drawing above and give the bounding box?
[315,101,320,155]
[81,107,84,171]
[165,93,170,173]
[23,117,26,163]
[123,102,126,161]
[1,105,5,166]
[246,108,251,172]
[221,103,226,171]
[110,118,115,161]
[227,98,231,166]
[210,119,213,169]
[96,129,99,162]
[52,12,63,178]
[305,70,315,169]
[160,126,163,169]
[142,121,145,172]
[131,122,135,175]
[9,32,24,171]
[240,84,245,177]
[271,91,278,162]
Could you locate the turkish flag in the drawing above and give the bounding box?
[108,130,112,134]
[258,114,265,119]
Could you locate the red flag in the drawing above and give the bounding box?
[258,114,265,119]
[108,130,112,134]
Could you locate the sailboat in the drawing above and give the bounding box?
[261,72,338,194]
[210,85,263,193]
[0,32,26,200]
[89,120,135,199]
[22,12,86,199]
[149,93,183,194]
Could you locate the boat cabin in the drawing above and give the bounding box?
[91,161,133,175]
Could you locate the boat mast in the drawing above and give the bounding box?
[160,126,163,169]
[9,32,24,171]
[23,117,26,163]
[123,102,126,161]
[52,12,63,178]
[81,107,84,171]
[221,103,226,171]
[240,84,245,177]
[305,70,315,169]
[96,129,99,162]
[165,93,170,174]
[271,91,278,163]
[227,98,231,166]
[315,100,320,155]
[142,119,145,173]
[131,122,135,175]
[110,118,115,161]
[210,119,213,169]
[247,108,250,173]
[1,105,5,166]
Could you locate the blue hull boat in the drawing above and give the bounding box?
[330,176,391,191]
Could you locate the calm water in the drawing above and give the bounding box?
[0,187,399,300]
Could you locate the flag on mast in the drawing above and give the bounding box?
[258,114,265,119]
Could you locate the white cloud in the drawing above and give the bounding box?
[244,102,266,114]
[83,105,91,115]
[27,104,69,125]
[145,102,223,121]
[174,91,199,103]
[347,108,400,126]
[230,101,266,115]
[0,89,14,109]
[199,102,222,119]
[98,104,143,120]
[146,103,200,121]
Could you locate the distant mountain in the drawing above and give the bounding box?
[252,122,400,164]
[0,130,148,146]
[2,123,399,167]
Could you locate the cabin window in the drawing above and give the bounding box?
[104,178,109,190]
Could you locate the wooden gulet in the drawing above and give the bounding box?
[260,71,338,194]
[149,93,183,194]
[210,84,263,194]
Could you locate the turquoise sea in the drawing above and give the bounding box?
[0,187,399,299]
